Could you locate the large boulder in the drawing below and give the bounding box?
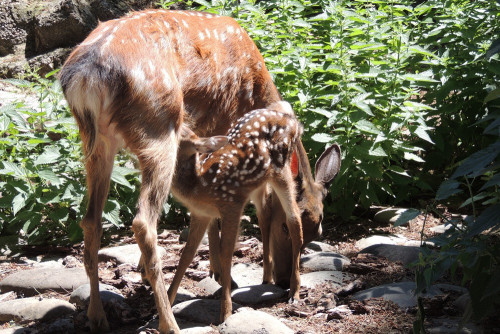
[0,0,155,78]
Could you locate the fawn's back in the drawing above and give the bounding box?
[173,102,302,214]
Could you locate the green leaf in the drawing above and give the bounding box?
[38,169,63,186]
[368,145,387,157]
[12,192,27,216]
[436,180,462,200]
[103,199,122,227]
[0,161,26,178]
[452,142,500,178]
[467,204,500,237]
[311,133,334,143]
[404,152,425,163]
[414,126,434,144]
[394,209,421,227]
[354,120,380,135]
[111,168,132,188]
[34,146,61,165]
[484,88,500,103]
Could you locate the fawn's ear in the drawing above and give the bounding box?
[315,144,341,188]
[196,136,229,153]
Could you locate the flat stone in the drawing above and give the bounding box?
[300,271,345,289]
[0,297,75,323]
[359,244,422,265]
[430,223,464,234]
[98,244,167,266]
[0,267,88,296]
[197,263,263,295]
[300,252,350,271]
[138,318,214,334]
[374,208,416,226]
[69,283,124,307]
[355,234,409,249]
[219,309,294,334]
[352,282,464,308]
[180,228,209,245]
[173,287,197,305]
[305,241,336,252]
[426,317,482,334]
[0,327,28,334]
[173,299,242,325]
[231,284,285,305]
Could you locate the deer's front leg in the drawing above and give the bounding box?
[270,170,303,302]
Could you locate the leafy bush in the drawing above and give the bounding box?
[0,70,141,246]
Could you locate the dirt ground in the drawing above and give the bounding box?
[1,211,498,333]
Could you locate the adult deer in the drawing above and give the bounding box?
[167,103,303,322]
[59,9,340,334]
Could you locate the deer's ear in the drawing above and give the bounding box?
[315,144,341,188]
[196,136,228,153]
[291,150,300,178]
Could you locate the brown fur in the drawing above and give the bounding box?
[59,9,340,333]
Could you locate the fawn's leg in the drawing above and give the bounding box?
[168,215,211,305]
[219,207,244,323]
[81,136,119,332]
[131,132,180,334]
[208,220,222,282]
[251,186,274,284]
[208,221,238,289]
[270,169,303,302]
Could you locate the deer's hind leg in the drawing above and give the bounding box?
[131,127,180,334]
[81,133,120,332]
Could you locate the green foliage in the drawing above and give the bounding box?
[160,0,499,219]
[0,70,142,245]
[413,89,500,324]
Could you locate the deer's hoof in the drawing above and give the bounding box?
[89,315,110,333]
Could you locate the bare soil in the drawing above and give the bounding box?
[1,212,497,333]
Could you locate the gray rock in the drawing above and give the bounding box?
[300,271,345,289]
[197,263,263,295]
[231,284,285,305]
[426,317,482,334]
[0,297,75,323]
[173,287,197,305]
[0,327,28,334]
[352,282,464,308]
[355,234,409,249]
[374,208,416,226]
[180,228,209,245]
[69,283,124,307]
[173,299,242,325]
[219,309,294,334]
[230,263,263,287]
[138,318,215,334]
[454,293,470,314]
[305,241,336,252]
[0,267,88,296]
[197,277,223,295]
[430,223,463,234]
[47,318,74,333]
[300,252,350,271]
[359,244,422,265]
[98,244,167,266]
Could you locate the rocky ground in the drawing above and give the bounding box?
[1,209,496,334]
